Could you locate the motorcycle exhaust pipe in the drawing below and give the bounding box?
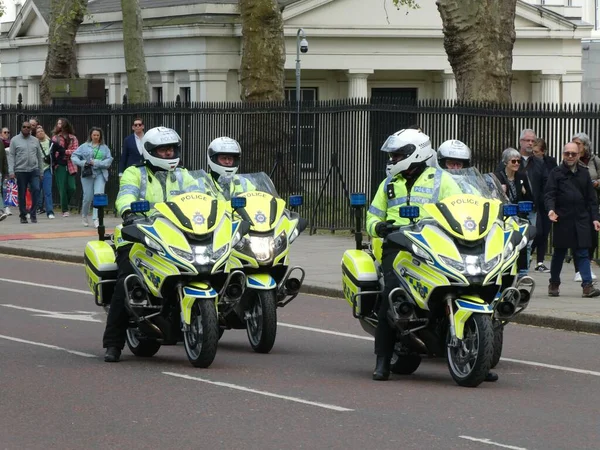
[284,278,301,295]
[495,300,516,319]
[518,289,531,307]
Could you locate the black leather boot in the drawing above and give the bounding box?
[372,356,391,381]
[104,347,121,363]
[484,371,498,382]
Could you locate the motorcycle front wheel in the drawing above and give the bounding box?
[183,300,219,368]
[246,289,277,354]
[446,314,494,387]
[126,329,161,357]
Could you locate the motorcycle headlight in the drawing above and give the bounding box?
[169,245,194,262]
[250,236,274,263]
[439,255,466,273]
[464,255,482,276]
[481,254,501,272]
[411,243,431,261]
[274,230,287,254]
[145,236,162,252]
[502,242,515,260]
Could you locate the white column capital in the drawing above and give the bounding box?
[540,74,561,104]
[160,71,175,83]
[197,69,229,82]
[108,73,122,84]
[442,70,456,100]
[346,70,371,98]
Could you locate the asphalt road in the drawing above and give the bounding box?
[1,255,599,450]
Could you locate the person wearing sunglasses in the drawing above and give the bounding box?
[6,121,43,224]
[118,118,145,177]
[546,142,600,298]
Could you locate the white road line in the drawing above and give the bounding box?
[1,304,101,322]
[0,334,96,358]
[2,277,600,378]
[459,435,527,450]
[0,277,92,295]
[279,322,374,341]
[163,371,353,412]
[501,357,600,377]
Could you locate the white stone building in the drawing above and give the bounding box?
[0,0,592,105]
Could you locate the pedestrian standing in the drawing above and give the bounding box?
[0,138,7,221]
[7,121,43,224]
[35,126,55,219]
[546,142,600,298]
[1,127,11,216]
[118,117,145,177]
[52,118,79,217]
[71,127,113,228]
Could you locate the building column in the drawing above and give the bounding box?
[5,77,17,105]
[17,78,28,104]
[346,69,373,98]
[108,73,122,105]
[188,70,201,102]
[561,71,582,105]
[198,69,228,102]
[530,72,541,103]
[161,71,175,102]
[442,70,457,101]
[24,77,40,105]
[540,73,562,104]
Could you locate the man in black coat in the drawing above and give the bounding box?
[545,142,600,297]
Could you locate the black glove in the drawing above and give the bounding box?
[375,220,395,238]
[122,211,144,226]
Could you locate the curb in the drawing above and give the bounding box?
[3,245,599,335]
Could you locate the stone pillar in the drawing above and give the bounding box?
[188,70,201,102]
[540,73,562,104]
[108,73,122,105]
[346,69,373,98]
[17,78,28,105]
[22,76,40,105]
[161,71,175,102]
[198,69,228,102]
[530,72,541,103]
[561,71,583,105]
[442,70,457,101]
[5,77,17,105]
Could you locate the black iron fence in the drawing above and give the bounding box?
[3,96,600,234]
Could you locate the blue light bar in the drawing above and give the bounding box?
[231,196,247,209]
[503,204,518,217]
[130,200,150,213]
[289,195,303,207]
[518,201,533,213]
[350,193,366,207]
[399,205,420,219]
[93,193,108,207]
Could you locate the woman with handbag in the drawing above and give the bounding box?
[71,127,113,228]
[52,118,79,217]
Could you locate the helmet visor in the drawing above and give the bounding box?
[151,145,180,160]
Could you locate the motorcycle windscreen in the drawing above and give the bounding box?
[155,192,228,235]
[236,191,286,233]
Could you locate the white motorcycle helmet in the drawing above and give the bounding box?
[141,126,181,171]
[207,136,241,178]
[437,139,472,169]
[381,129,434,177]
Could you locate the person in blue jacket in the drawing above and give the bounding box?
[118,117,145,177]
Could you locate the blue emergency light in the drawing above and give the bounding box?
[518,201,533,213]
[350,193,366,207]
[503,204,518,217]
[231,196,247,209]
[130,200,150,213]
[289,195,303,207]
[93,193,108,208]
[399,205,420,219]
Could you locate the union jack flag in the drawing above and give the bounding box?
[3,179,19,207]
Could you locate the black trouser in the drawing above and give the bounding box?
[102,245,135,349]
[532,213,551,264]
[375,248,399,358]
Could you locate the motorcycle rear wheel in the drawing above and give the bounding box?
[446,314,494,387]
[126,329,161,357]
[246,289,277,354]
[183,300,219,368]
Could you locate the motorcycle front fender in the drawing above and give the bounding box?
[180,281,218,325]
[454,297,493,339]
[246,274,277,290]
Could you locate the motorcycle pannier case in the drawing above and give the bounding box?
[84,241,118,306]
[341,250,380,316]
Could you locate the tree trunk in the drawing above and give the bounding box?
[39,0,87,105]
[239,0,285,102]
[436,0,517,103]
[121,0,150,104]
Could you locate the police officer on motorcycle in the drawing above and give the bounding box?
[103,126,204,362]
[207,136,257,195]
[366,129,462,381]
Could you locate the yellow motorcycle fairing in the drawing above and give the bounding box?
[129,242,181,298]
[424,194,502,241]
[180,281,218,325]
[155,191,228,236]
[453,296,494,339]
[341,249,380,314]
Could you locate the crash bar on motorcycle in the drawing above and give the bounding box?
[277,266,306,307]
[123,274,164,337]
[218,270,247,303]
[93,279,117,307]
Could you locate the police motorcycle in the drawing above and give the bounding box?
[218,172,307,353]
[341,168,535,387]
[84,170,250,368]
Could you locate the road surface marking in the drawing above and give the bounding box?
[0,334,96,358]
[459,435,527,450]
[2,277,600,378]
[163,371,354,412]
[1,304,101,322]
